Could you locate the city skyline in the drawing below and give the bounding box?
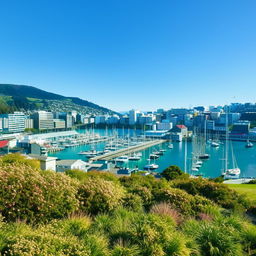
[0,0,256,111]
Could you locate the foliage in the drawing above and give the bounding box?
[78,177,125,215]
[0,157,255,255]
[0,164,79,223]
[172,178,251,212]
[0,153,40,169]
[247,179,256,184]
[154,187,212,216]
[161,165,189,181]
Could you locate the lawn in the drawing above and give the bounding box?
[227,184,256,202]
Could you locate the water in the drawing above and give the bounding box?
[49,128,256,178]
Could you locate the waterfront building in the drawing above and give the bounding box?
[0,112,25,133]
[25,118,34,129]
[53,119,66,129]
[156,121,173,130]
[232,121,250,134]
[32,111,54,130]
[56,159,88,172]
[58,112,73,128]
[171,125,188,137]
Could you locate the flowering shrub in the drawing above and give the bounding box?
[77,177,125,215]
[0,164,79,223]
[172,179,250,211]
[154,187,212,216]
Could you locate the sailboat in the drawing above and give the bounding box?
[223,109,241,179]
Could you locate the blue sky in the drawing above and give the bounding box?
[0,0,255,112]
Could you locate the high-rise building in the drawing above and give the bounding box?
[32,111,54,130]
[129,109,140,125]
[0,112,25,133]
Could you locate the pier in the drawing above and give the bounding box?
[91,139,167,161]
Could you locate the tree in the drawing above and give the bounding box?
[161,165,187,181]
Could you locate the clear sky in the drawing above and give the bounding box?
[0,0,255,112]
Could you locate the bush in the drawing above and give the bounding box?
[182,219,243,256]
[161,165,189,181]
[172,178,250,212]
[122,193,144,212]
[77,177,125,215]
[154,187,211,216]
[0,153,40,169]
[0,164,79,223]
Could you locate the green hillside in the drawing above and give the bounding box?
[0,84,116,115]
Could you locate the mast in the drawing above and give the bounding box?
[225,107,229,173]
[184,136,187,173]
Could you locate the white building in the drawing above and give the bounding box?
[25,118,34,129]
[0,112,25,133]
[56,159,89,172]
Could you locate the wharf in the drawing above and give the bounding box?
[91,139,166,161]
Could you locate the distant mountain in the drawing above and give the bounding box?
[0,84,116,115]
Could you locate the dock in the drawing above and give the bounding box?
[91,139,167,161]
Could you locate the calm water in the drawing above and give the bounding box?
[49,128,256,178]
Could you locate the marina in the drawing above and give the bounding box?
[48,128,256,179]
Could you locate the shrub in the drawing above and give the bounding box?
[154,187,211,216]
[182,219,244,256]
[0,153,40,169]
[172,178,251,212]
[77,177,125,215]
[0,164,79,223]
[122,193,144,212]
[161,165,189,181]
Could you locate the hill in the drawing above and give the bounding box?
[0,84,116,115]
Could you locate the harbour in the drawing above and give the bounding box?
[48,128,256,179]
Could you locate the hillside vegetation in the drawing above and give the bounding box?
[0,84,115,115]
[0,154,256,256]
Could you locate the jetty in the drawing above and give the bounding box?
[91,139,166,161]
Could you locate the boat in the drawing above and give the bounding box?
[149,154,159,159]
[191,167,199,172]
[144,163,159,170]
[211,141,220,147]
[128,153,141,161]
[160,149,166,152]
[115,156,129,163]
[153,151,163,156]
[223,109,241,179]
[198,153,210,160]
[245,140,253,148]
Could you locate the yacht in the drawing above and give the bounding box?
[144,163,159,170]
[115,156,129,163]
[128,153,141,161]
[149,154,159,159]
[211,141,220,147]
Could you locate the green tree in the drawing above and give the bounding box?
[161,165,188,181]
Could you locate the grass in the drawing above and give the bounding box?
[227,184,256,202]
